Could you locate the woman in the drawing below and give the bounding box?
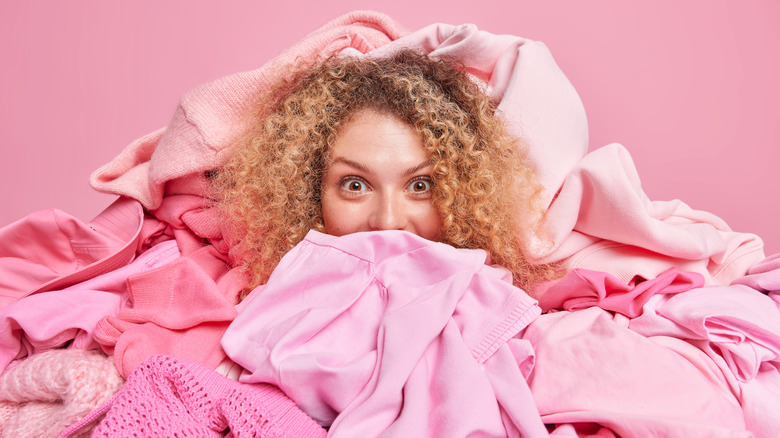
[216,50,562,436]
[215,50,558,296]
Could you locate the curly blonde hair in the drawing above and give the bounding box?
[214,51,557,294]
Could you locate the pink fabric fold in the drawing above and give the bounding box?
[0,197,144,307]
[223,230,547,437]
[522,307,749,437]
[94,244,246,378]
[628,283,780,435]
[532,143,764,287]
[538,267,704,317]
[0,240,180,374]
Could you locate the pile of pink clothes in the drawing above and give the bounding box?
[2,10,778,438]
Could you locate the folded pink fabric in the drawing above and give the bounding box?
[538,267,704,317]
[731,253,780,294]
[0,197,144,307]
[94,244,245,378]
[223,230,547,437]
[0,349,123,438]
[629,284,780,435]
[522,307,749,437]
[0,240,181,374]
[59,355,326,438]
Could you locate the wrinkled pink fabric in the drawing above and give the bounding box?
[530,144,764,287]
[522,307,750,437]
[0,240,180,374]
[538,267,704,317]
[59,355,325,438]
[0,197,144,307]
[629,284,780,436]
[731,253,780,295]
[222,230,548,437]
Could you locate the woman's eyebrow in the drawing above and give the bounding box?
[403,160,434,176]
[330,157,433,176]
[330,157,370,173]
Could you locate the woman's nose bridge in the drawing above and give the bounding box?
[371,192,407,230]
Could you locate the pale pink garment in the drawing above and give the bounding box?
[522,307,750,437]
[628,284,780,436]
[731,253,780,294]
[0,240,180,374]
[222,230,548,437]
[59,355,325,438]
[0,349,123,438]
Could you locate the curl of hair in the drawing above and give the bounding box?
[213,51,559,297]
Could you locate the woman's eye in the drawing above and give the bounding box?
[408,178,432,193]
[340,178,367,192]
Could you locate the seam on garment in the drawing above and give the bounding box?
[52,209,82,270]
[303,237,388,292]
[712,243,765,283]
[471,298,540,364]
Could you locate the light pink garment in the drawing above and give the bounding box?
[0,349,123,438]
[0,240,180,374]
[629,284,780,436]
[522,307,750,437]
[0,197,144,307]
[533,144,765,286]
[222,230,548,437]
[89,11,407,210]
[731,253,780,294]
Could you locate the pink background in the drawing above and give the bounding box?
[2,1,778,254]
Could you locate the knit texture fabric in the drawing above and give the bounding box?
[83,355,326,437]
[0,348,123,438]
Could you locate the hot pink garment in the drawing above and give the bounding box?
[538,267,704,317]
[522,307,750,437]
[59,355,326,438]
[222,230,548,437]
[0,240,180,374]
[94,244,246,378]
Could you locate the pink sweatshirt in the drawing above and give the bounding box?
[222,230,548,437]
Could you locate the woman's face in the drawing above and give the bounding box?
[320,108,443,241]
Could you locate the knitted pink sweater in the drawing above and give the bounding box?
[0,349,123,438]
[59,354,326,437]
